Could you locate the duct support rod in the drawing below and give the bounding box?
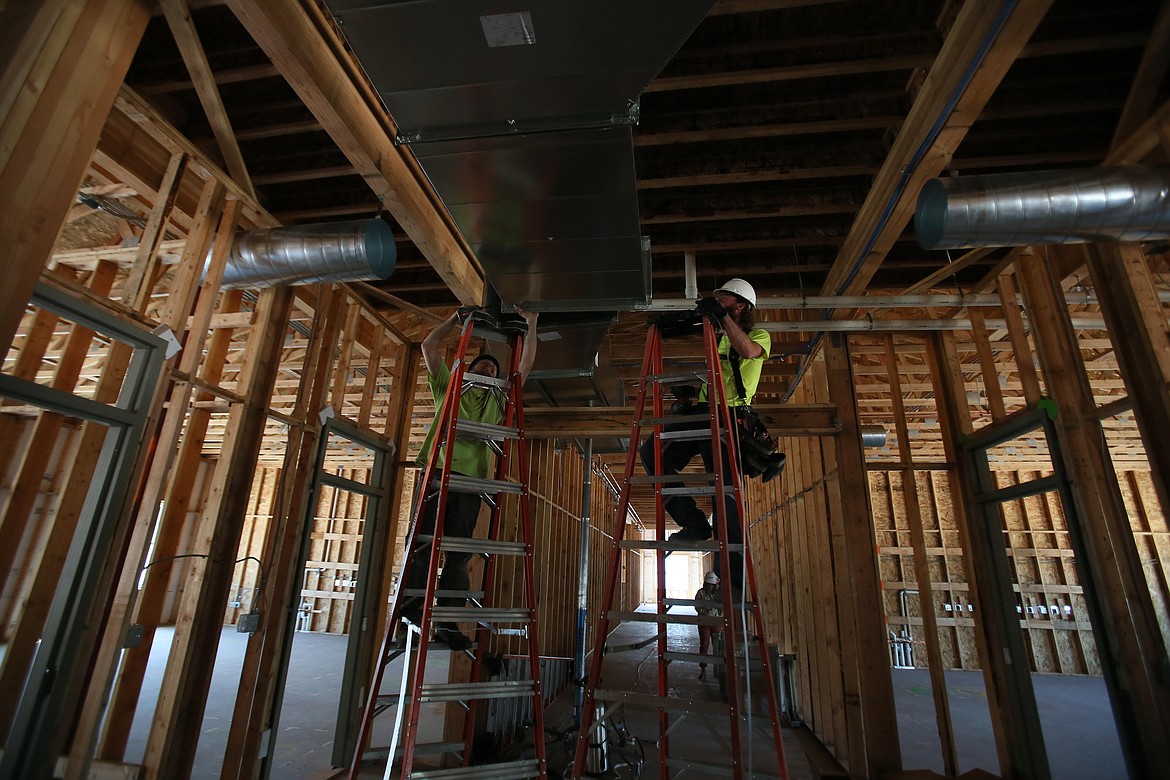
[573,438,593,727]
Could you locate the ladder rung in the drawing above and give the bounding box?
[592,688,727,716]
[660,485,734,497]
[431,607,532,623]
[411,759,543,779]
[419,680,535,703]
[663,756,782,779]
[461,372,512,392]
[649,372,706,386]
[659,428,720,442]
[664,596,755,611]
[455,419,520,441]
[440,538,527,555]
[607,610,724,627]
[619,540,744,552]
[438,474,523,496]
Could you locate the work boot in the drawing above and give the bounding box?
[669,524,712,542]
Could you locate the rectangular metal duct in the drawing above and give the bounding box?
[327,0,713,316]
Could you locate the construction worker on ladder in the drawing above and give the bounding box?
[638,277,770,590]
[398,306,540,650]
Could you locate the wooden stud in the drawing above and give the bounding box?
[883,335,958,776]
[158,0,255,198]
[1015,253,1170,777]
[141,286,294,780]
[995,270,1043,405]
[122,151,187,312]
[91,201,245,760]
[823,334,901,776]
[0,0,152,361]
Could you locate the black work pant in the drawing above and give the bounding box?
[639,406,744,589]
[401,473,482,627]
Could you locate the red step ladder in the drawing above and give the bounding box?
[570,313,790,779]
[349,309,547,780]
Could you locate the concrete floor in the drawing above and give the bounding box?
[121,620,1128,779]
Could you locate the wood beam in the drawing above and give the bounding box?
[141,286,294,780]
[226,0,483,304]
[1080,241,1170,580]
[820,0,1052,299]
[159,0,255,199]
[0,0,153,361]
[823,334,901,776]
[1110,0,1170,150]
[221,285,347,780]
[1014,252,1170,778]
[882,335,958,776]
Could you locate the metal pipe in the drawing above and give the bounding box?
[861,424,888,448]
[683,250,698,300]
[221,218,396,289]
[573,439,593,726]
[916,166,1170,250]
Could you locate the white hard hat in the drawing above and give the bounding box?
[715,278,756,307]
[704,571,720,585]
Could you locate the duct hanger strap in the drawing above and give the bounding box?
[915,165,1170,249]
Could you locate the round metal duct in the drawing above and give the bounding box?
[222,218,396,289]
[915,166,1170,250]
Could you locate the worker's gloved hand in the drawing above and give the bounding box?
[697,296,726,321]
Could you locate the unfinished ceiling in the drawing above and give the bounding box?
[70,0,1169,410]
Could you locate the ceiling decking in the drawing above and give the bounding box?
[89,0,1168,412]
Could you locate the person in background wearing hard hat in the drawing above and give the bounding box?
[639,278,771,592]
[695,571,722,680]
[399,307,539,651]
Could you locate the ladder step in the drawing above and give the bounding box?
[659,428,720,442]
[461,372,512,392]
[648,372,706,386]
[440,537,528,555]
[619,540,744,553]
[663,756,782,779]
[411,759,543,779]
[431,607,532,623]
[592,688,728,716]
[607,610,724,627]
[419,680,535,703]
[438,474,523,496]
[455,419,520,442]
[660,485,734,497]
[664,596,755,611]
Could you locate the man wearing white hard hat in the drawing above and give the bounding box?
[695,571,722,680]
[639,278,771,591]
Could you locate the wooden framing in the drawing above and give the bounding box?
[2,3,1169,778]
[0,0,152,357]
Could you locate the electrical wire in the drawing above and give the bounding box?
[140,553,268,613]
